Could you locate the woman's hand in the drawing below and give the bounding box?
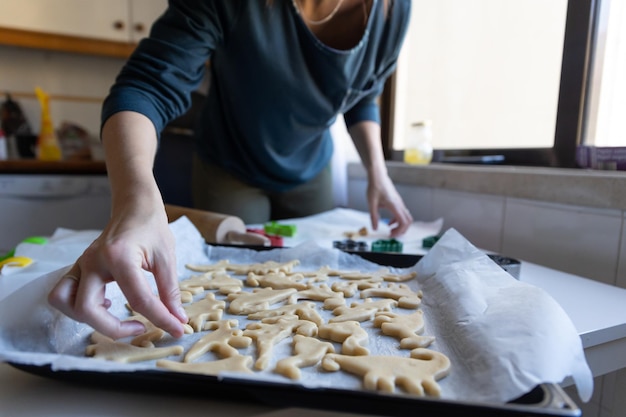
[48,203,188,340]
[367,172,413,237]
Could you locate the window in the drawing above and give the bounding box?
[585,0,626,148]
[385,0,603,168]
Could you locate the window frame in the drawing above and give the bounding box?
[382,0,599,168]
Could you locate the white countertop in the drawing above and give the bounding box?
[1,208,625,416]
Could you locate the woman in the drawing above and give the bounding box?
[49,0,413,339]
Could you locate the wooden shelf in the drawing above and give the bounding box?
[0,27,135,58]
[0,159,107,175]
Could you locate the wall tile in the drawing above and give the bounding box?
[617,213,626,289]
[502,199,622,285]
[431,189,505,253]
[396,184,433,221]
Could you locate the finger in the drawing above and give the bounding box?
[388,207,413,238]
[76,270,148,339]
[48,267,145,339]
[390,217,412,237]
[113,261,185,338]
[47,266,82,318]
[152,250,188,325]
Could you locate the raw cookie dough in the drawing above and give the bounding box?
[318,321,369,356]
[226,260,300,275]
[243,315,318,370]
[180,271,243,295]
[374,310,436,349]
[334,268,417,284]
[86,332,184,363]
[227,287,297,315]
[322,348,451,397]
[184,319,252,363]
[274,334,335,380]
[288,284,345,310]
[248,301,324,326]
[246,271,308,290]
[330,298,398,323]
[361,283,423,309]
[158,351,254,376]
[184,292,226,332]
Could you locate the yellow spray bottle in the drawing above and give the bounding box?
[34,87,62,161]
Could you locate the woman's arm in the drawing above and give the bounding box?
[48,111,188,339]
[348,120,413,237]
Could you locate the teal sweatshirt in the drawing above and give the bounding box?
[102,0,410,191]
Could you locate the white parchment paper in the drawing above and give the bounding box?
[0,217,592,406]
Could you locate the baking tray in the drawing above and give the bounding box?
[9,249,577,417]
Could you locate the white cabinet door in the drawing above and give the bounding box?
[0,0,168,43]
[129,0,168,43]
[0,0,130,41]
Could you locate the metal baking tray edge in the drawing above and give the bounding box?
[9,363,580,417]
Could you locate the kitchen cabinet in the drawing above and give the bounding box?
[0,0,167,56]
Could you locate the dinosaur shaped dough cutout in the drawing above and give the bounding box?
[157,338,253,376]
[227,287,297,314]
[184,292,226,332]
[126,314,193,348]
[318,321,369,356]
[274,334,335,380]
[374,310,436,349]
[184,319,252,363]
[185,260,230,273]
[226,260,300,275]
[361,283,423,309]
[179,271,242,295]
[246,271,308,290]
[330,298,397,323]
[86,332,183,363]
[288,284,344,310]
[243,315,318,370]
[248,301,324,326]
[322,348,450,397]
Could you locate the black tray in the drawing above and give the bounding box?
[10,248,576,416]
[11,362,579,417]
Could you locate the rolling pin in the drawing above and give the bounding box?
[164,204,270,246]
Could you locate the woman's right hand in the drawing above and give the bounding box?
[47,200,188,340]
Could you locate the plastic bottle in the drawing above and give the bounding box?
[34,87,62,161]
[404,120,433,165]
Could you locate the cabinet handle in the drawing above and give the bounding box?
[134,22,146,33]
[113,20,125,30]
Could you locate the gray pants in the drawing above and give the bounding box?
[191,154,334,224]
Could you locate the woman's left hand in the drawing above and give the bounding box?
[367,173,413,237]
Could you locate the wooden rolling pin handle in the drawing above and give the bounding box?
[225,231,271,247]
[164,204,247,244]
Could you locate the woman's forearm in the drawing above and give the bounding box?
[101,111,163,217]
[347,120,388,181]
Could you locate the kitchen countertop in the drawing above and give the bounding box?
[1,208,625,416]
